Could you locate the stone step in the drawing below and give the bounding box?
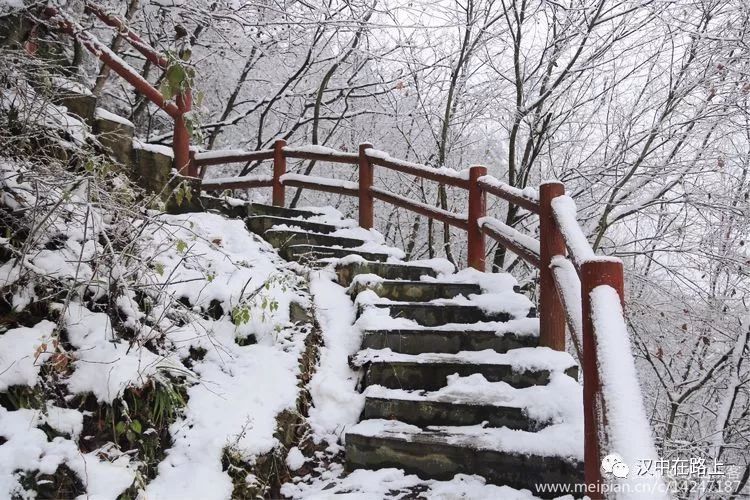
[362,396,544,430]
[335,261,440,286]
[285,245,391,263]
[361,327,538,355]
[264,229,365,250]
[246,215,338,236]
[248,202,324,220]
[359,302,521,327]
[358,358,563,391]
[345,425,582,497]
[349,280,481,302]
[199,197,324,221]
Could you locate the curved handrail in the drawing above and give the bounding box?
[39,1,194,175]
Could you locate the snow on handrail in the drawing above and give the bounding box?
[550,255,582,360]
[477,176,540,214]
[280,173,359,197]
[478,216,541,267]
[590,286,668,499]
[551,195,595,269]
[194,149,275,166]
[366,149,471,189]
[371,187,469,230]
[283,145,359,164]
[202,174,273,190]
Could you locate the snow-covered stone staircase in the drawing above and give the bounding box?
[238,200,585,496]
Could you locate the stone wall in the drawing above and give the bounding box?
[52,80,202,213]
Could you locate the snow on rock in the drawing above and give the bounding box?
[52,77,94,97]
[306,269,364,449]
[0,0,24,10]
[132,138,173,157]
[285,446,306,471]
[44,405,84,440]
[0,320,55,391]
[60,302,183,404]
[0,258,21,288]
[142,212,297,328]
[144,334,303,499]
[66,450,136,500]
[0,407,135,498]
[94,108,134,128]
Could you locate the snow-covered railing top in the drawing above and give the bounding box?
[195,139,665,498]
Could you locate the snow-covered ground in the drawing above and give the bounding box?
[1,158,312,498]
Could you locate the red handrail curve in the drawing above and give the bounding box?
[196,140,666,498]
[36,2,194,176]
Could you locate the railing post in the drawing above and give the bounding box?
[273,139,287,207]
[173,89,192,176]
[580,258,625,498]
[467,165,487,271]
[359,143,374,229]
[539,181,566,351]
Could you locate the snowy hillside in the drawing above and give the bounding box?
[0,154,320,497]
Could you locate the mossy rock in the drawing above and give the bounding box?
[94,111,134,165]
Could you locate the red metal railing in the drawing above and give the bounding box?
[195,140,666,498]
[34,2,195,176]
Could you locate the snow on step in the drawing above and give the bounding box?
[353,347,578,391]
[361,326,538,354]
[282,467,547,499]
[248,201,325,219]
[362,371,582,430]
[345,418,583,493]
[246,215,339,235]
[348,278,481,302]
[286,245,392,263]
[357,301,528,327]
[352,346,577,373]
[334,258,446,286]
[264,228,366,249]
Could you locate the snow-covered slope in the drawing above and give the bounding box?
[1,159,311,498]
